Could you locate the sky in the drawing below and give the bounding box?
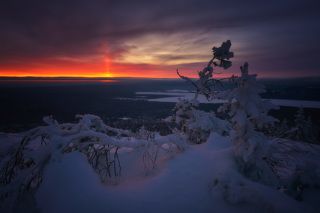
[0,0,319,78]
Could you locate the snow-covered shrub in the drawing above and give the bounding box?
[0,114,188,211]
[142,140,159,174]
[171,99,230,144]
[135,126,156,140]
[134,125,187,174]
[134,126,159,173]
[62,137,121,183]
[0,129,51,212]
[187,109,231,144]
[171,99,198,132]
[171,99,204,144]
[188,109,231,135]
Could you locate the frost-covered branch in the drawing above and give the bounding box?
[177,40,234,100]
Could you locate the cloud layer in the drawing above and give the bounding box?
[0,0,319,77]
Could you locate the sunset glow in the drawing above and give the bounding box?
[0,1,319,78]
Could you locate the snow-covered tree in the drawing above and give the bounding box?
[287,108,318,143]
[172,40,234,143]
[275,118,290,137]
[219,62,279,185]
[177,40,234,100]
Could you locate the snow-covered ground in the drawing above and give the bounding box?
[35,134,309,213]
[136,91,320,108]
[2,131,315,213]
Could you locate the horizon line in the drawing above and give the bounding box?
[0,75,320,80]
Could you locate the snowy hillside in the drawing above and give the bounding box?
[1,40,319,213]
